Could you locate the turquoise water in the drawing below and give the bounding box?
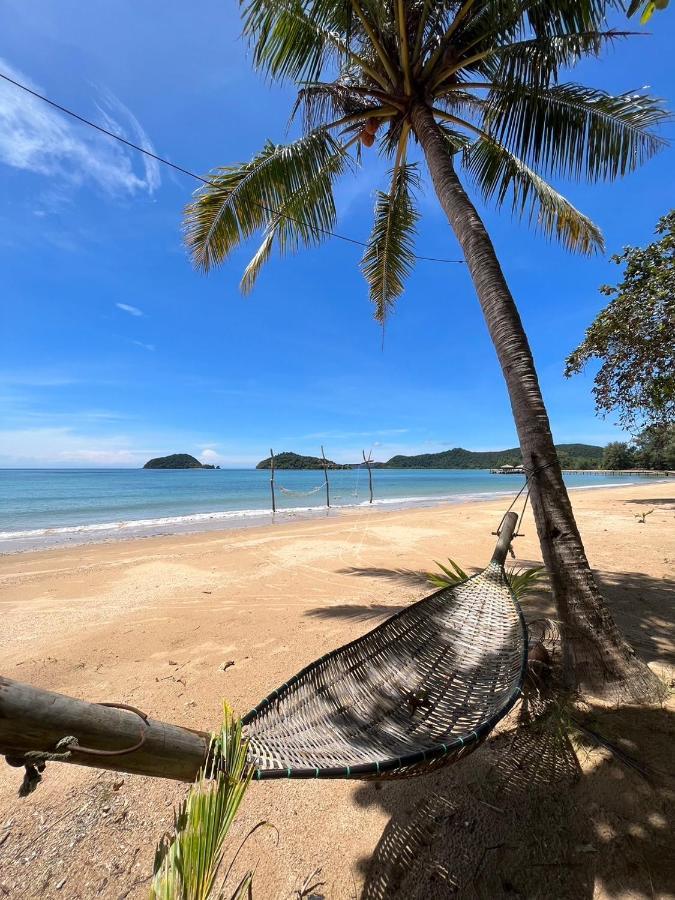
[0,467,654,552]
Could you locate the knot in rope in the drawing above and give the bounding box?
[5,736,78,796]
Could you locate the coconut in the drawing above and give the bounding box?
[365,116,380,135]
[360,129,375,147]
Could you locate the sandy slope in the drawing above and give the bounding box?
[0,481,673,899]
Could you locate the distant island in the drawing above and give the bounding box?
[143,453,219,470]
[255,444,604,470]
[256,452,352,470]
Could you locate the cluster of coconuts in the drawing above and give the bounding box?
[359,117,380,147]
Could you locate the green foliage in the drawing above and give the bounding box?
[429,557,545,601]
[631,423,675,470]
[463,138,604,254]
[183,0,669,317]
[184,131,351,292]
[602,441,634,470]
[361,163,420,323]
[566,211,675,430]
[144,454,213,469]
[384,443,603,469]
[150,704,253,900]
[256,451,348,469]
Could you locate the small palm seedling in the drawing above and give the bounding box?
[150,704,254,900]
[634,508,655,524]
[429,558,544,601]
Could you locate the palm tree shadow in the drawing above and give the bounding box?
[355,701,674,899]
[335,566,432,587]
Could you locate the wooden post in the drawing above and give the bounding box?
[270,447,276,514]
[0,676,209,783]
[362,450,373,504]
[320,445,330,508]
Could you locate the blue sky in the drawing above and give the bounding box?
[0,2,673,467]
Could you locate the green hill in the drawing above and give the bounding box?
[256,451,349,470]
[255,445,604,470]
[143,453,216,469]
[384,444,603,469]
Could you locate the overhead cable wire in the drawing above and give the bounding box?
[0,71,466,265]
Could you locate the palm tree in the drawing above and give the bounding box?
[183,0,668,699]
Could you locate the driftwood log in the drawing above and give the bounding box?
[0,676,209,783]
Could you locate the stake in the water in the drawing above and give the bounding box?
[321,445,330,508]
[269,447,276,513]
[363,449,373,504]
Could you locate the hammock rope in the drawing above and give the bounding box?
[278,481,328,497]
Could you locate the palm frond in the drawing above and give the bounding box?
[240,0,378,84]
[438,124,474,155]
[360,161,419,323]
[463,138,605,254]
[435,30,631,90]
[428,557,469,588]
[291,82,374,133]
[429,557,546,600]
[150,703,253,900]
[184,131,350,274]
[240,142,351,293]
[483,82,670,182]
[507,565,546,599]
[484,30,632,88]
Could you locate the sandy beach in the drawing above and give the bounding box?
[0,481,673,899]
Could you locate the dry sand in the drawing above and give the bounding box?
[0,481,673,899]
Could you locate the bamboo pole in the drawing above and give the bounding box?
[362,450,373,504]
[0,676,209,783]
[270,447,276,514]
[320,445,330,508]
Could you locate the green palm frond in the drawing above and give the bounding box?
[184,131,350,276]
[463,138,604,254]
[150,703,253,900]
[438,124,474,155]
[360,161,419,323]
[240,143,351,293]
[241,0,354,83]
[476,30,632,89]
[507,565,546,599]
[291,82,377,133]
[428,557,469,588]
[429,557,545,600]
[484,82,669,181]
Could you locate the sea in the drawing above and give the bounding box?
[0,467,658,553]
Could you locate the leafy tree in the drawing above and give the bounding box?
[566,211,675,430]
[183,1,668,699]
[632,423,675,469]
[602,441,634,470]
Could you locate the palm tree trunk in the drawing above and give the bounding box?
[411,103,661,701]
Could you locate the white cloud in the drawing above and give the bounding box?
[116,302,143,316]
[0,59,160,195]
[0,427,147,467]
[200,448,225,465]
[132,340,155,351]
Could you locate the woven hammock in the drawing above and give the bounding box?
[243,511,527,780]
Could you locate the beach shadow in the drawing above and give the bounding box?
[623,497,675,508]
[305,602,409,622]
[335,566,431,587]
[596,569,675,667]
[355,701,674,899]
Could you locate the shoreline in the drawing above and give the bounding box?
[1,479,672,899]
[0,476,663,555]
